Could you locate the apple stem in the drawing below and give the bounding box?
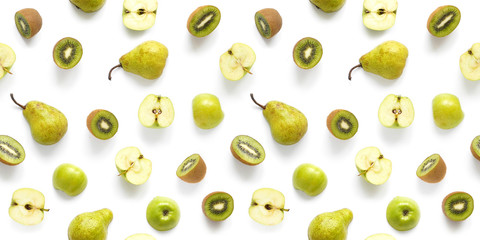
[117,162,135,176]
[2,66,13,75]
[108,64,122,81]
[357,162,375,176]
[250,93,266,110]
[10,93,26,110]
[283,208,290,212]
[348,64,362,81]
[42,208,50,212]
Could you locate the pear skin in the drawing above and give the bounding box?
[68,208,113,240]
[69,0,106,12]
[310,0,346,13]
[308,208,353,240]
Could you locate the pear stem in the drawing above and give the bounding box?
[10,93,25,110]
[348,64,362,81]
[108,64,122,81]
[250,93,265,110]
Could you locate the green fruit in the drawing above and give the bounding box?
[470,135,480,160]
[219,43,256,81]
[0,135,25,166]
[254,8,282,39]
[86,109,118,140]
[9,188,49,225]
[442,191,474,221]
[386,196,420,231]
[427,5,461,37]
[192,93,224,129]
[416,153,446,183]
[293,37,323,69]
[459,43,480,81]
[326,109,358,140]
[230,135,265,165]
[138,94,175,128]
[310,0,346,13]
[378,94,414,128]
[432,93,464,129]
[176,153,207,183]
[115,146,152,185]
[15,8,42,39]
[292,163,327,196]
[0,43,16,79]
[125,233,156,240]
[187,5,221,37]
[70,0,106,12]
[355,146,392,185]
[365,233,396,240]
[52,163,88,196]
[362,0,397,31]
[122,0,158,31]
[249,188,288,225]
[308,208,353,240]
[202,191,234,221]
[53,37,83,69]
[68,208,113,240]
[146,196,180,231]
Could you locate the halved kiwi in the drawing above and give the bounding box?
[416,153,446,183]
[202,191,234,221]
[326,109,358,140]
[442,191,474,221]
[427,5,461,37]
[176,153,206,183]
[53,37,83,69]
[254,8,282,39]
[230,135,265,165]
[470,135,480,160]
[187,5,221,37]
[0,135,25,166]
[14,8,42,39]
[86,109,119,140]
[293,37,323,69]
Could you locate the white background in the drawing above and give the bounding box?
[1,0,479,239]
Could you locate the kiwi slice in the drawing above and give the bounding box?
[326,109,358,140]
[14,8,42,39]
[53,37,83,69]
[230,135,265,165]
[0,135,25,166]
[202,191,234,221]
[293,37,323,69]
[176,153,207,183]
[86,109,119,140]
[442,191,474,221]
[427,5,461,37]
[470,135,480,160]
[416,153,446,183]
[254,8,282,39]
[187,5,221,37]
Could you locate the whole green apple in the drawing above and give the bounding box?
[310,0,346,12]
[146,196,180,231]
[192,93,224,129]
[386,196,420,231]
[432,93,464,129]
[292,163,327,196]
[52,163,88,196]
[69,0,106,12]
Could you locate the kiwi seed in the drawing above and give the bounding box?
[293,37,323,69]
[176,153,207,183]
[416,153,446,183]
[0,135,25,166]
[202,191,234,221]
[14,8,42,39]
[254,8,282,39]
[427,5,461,37]
[53,37,83,69]
[187,5,221,37]
[442,191,474,221]
[230,135,265,166]
[326,109,358,140]
[470,135,480,161]
[86,109,119,140]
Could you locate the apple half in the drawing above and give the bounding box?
[138,94,174,128]
[355,147,392,185]
[115,146,152,185]
[363,0,398,31]
[123,0,158,31]
[0,43,16,79]
[219,43,256,81]
[248,188,288,225]
[9,188,49,225]
[378,94,414,128]
[460,43,480,81]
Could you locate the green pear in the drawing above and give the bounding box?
[310,0,346,12]
[69,0,106,12]
[250,94,308,145]
[308,208,353,240]
[348,40,408,80]
[108,40,168,80]
[10,94,68,145]
[68,208,113,240]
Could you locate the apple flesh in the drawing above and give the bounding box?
[292,163,327,197]
[52,163,88,196]
[386,196,420,231]
[378,94,414,128]
[192,93,224,129]
[146,196,180,231]
[123,0,158,31]
[138,94,175,128]
[248,188,288,225]
[9,188,49,225]
[355,147,392,185]
[363,0,398,31]
[219,43,256,81]
[125,233,156,240]
[115,147,152,185]
[460,43,480,81]
[0,43,15,79]
[365,233,396,240]
[432,93,464,129]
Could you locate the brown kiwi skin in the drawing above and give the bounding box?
[179,154,207,183]
[326,109,341,136]
[470,137,480,161]
[442,191,472,220]
[255,8,282,39]
[86,109,101,136]
[202,191,229,220]
[418,154,447,183]
[15,8,42,39]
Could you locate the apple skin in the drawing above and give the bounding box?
[146,196,180,231]
[432,93,464,129]
[192,93,224,129]
[292,163,327,196]
[52,163,88,196]
[386,196,420,231]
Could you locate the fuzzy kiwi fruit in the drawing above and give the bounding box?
[0,135,25,166]
[416,153,446,183]
[254,8,282,39]
[14,8,42,39]
[427,5,461,37]
[326,109,358,140]
[470,135,480,160]
[187,5,221,37]
[442,191,474,221]
[230,135,265,166]
[86,109,118,140]
[202,191,234,221]
[53,37,83,69]
[293,37,323,69]
[176,153,206,183]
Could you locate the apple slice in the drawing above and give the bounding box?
[378,94,414,128]
[355,147,392,185]
[365,233,396,240]
[9,188,49,225]
[123,0,158,31]
[219,43,256,81]
[115,147,152,185]
[460,43,480,81]
[0,43,16,79]
[248,188,289,225]
[362,0,398,31]
[138,94,174,128]
[126,233,156,240]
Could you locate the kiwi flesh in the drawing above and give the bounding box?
[254,8,282,39]
[202,191,234,221]
[293,37,323,69]
[86,109,119,140]
[176,153,206,183]
[53,37,83,69]
[230,135,265,165]
[326,109,358,140]
[15,8,42,39]
[470,135,480,160]
[427,5,461,37]
[416,153,446,183]
[0,135,25,166]
[187,5,221,37]
[442,191,474,221]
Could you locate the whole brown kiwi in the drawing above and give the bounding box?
[254,8,282,39]
[15,8,42,39]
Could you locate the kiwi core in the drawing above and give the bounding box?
[435,13,455,31]
[236,140,261,159]
[194,12,216,31]
[0,141,21,159]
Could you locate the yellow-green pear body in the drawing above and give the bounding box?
[120,41,168,80]
[310,0,346,12]
[68,208,113,240]
[308,208,353,240]
[360,40,408,80]
[24,101,68,145]
[263,101,308,145]
[69,0,106,12]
